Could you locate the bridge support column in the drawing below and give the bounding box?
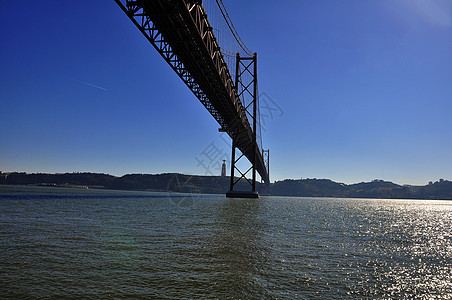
[263,149,270,195]
[226,53,259,199]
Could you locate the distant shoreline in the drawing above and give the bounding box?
[1,172,451,200]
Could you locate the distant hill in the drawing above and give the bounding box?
[271,178,452,200]
[0,172,250,195]
[270,178,348,197]
[1,172,451,200]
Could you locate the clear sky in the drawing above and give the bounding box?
[1,0,451,185]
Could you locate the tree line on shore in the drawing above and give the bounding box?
[1,172,451,200]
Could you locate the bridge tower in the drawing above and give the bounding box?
[226,53,261,199]
[262,149,270,195]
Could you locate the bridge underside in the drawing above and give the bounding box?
[115,0,269,185]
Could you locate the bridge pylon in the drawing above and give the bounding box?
[226,53,261,199]
[262,149,270,195]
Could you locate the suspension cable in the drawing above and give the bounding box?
[220,47,237,57]
[215,0,253,56]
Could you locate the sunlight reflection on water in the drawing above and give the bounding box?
[0,186,451,299]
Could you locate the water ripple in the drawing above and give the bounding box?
[0,186,451,298]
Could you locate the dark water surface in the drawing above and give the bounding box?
[1,185,451,299]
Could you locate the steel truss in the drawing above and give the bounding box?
[115,0,235,127]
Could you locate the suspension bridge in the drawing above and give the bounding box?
[115,0,269,198]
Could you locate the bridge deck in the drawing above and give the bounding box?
[116,0,269,183]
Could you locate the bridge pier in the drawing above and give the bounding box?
[226,190,259,198]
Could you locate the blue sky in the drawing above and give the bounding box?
[1,0,451,185]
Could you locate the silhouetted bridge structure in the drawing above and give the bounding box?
[115,0,269,197]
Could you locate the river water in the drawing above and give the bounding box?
[0,185,450,299]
